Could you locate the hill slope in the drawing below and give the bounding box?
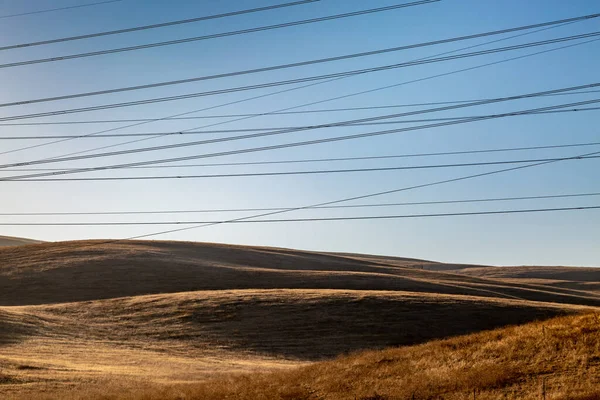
[1,240,598,399]
[1,240,599,307]
[187,312,600,400]
[454,266,600,293]
[2,311,598,399]
[0,235,42,248]
[0,290,594,397]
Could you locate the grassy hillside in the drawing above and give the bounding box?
[1,289,588,359]
[455,266,600,293]
[0,236,42,248]
[2,311,598,399]
[1,240,598,399]
[1,240,599,307]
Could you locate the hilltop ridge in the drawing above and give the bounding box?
[0,240,599,306]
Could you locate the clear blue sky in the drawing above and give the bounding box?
[0,0,598,266]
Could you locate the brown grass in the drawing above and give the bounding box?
[1,240,599,307]
[1,239,599,399]
[0,235,42,248]
[0,289,595,398]
[2,312,598,399]
[456,266,600,294]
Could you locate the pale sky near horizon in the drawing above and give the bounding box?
[0,0,598,266]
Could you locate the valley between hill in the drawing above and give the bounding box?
[0,240,598,399]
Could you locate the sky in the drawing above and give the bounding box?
[0,0,598,266]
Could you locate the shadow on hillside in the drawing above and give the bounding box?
[183,296,573,361]
[2,241,600,308]
[0,312,38,346]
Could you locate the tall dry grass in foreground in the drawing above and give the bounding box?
[8,312,598,400]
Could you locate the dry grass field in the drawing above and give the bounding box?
[0,236,43,248]
[0,239,598,399]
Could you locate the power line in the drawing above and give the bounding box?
[2,192,598,216]
[3,6,596,250]
[3,97,598,180]
[3,106,599,141]
[0,0,124,19]
[55,148,600,245]
[4,155,598,182]
[2,141,600,172]
[3,90,600,127]
[2,100,599,183]
[253,41,600,135]
[3,31,598,122]
[0,84,596,174]
[0,0,437,69]
[0,1,318,50]
[2,17,587,161]
[4,13,598,109]
[0,205,597,225]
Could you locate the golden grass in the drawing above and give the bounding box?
[0,235,42,248]
[3,289,590,357]
[1,240,599,307]
[1,240,599,399]
[457,266,600,294]
[3,312,598,399]
[0,289,595,398]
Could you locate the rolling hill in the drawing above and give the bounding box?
[1,240,598,307]
[0,236,43,248]
[0,240,598,399]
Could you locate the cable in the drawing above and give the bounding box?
[2,192,598,216]
[0,84,596,173]
[3,31,598,121]
[0,0,437,69]
[0,206,597,225]
[4,155,598,182]
[3,97,598,179]
[4,13,598,109]
[2,16,588,161]
[3,90,600,127]
[3,7,596,247]
[0,0,124,19]
[0,1,318,51]
[3,106,599,141]
[2,141,600,172]
[50,148,600,245]
[3,100,600,183]
[249,41,600,133]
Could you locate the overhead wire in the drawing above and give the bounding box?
[2,31,599,121]
[1,97,599,182]
[2,89,600,127]
[2,141,599,172]
[2,105,598,140]
[1,15,591,161]
[0,83,596,173]
[12,28,597,163]
[90,148,600,243]
[4,155,599,182]
[2,192,598,216]
[249,40,600,133]
[0,0,124,19]
[3,13,598,109]
[0,0,438,69]
[0,206,598,225]
[0,0,319,50]
[0,6,595,246]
